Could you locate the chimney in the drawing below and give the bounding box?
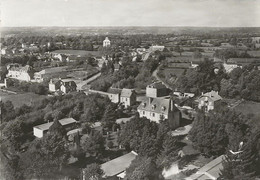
[149,97,153,105]
[170,99,174,111]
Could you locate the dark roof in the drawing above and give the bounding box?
[137,97,179,114]
[147,82,167,89]
[107,88,122,94]
[101,151,138,177]
[199,91,222,102]
[121,88,135,97]
[34,118,77,131]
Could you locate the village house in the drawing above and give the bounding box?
[137,97,181,129]
[198,90,222,112]
[173,91,195,99]
[114,63,121,71]
[53,53,68,62]
[48,79,62,92]
[1,47,7,55]
[103,37,111,47]
[146,82,170,98]
[120,88,136,108]
[223,62,241,73]
[48,78,77,94]
[150,45,165,52]
[6,64,34,82]
[60,79,77,94]
[33,118,77,138]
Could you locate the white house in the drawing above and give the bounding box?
[103,37,111,47]
[6,64,34,82]
[137,97,181,129]
[33,118,77,138]
[120,88,136,108]
[198,90,222,112]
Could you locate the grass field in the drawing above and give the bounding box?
[161,68,186,78]
[233,100,260,117]
[0,91,47,108]
[51,49,102,57]
[247,50,260,57]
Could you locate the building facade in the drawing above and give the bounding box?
[137,97,181,129]
[198,90,222,111]
[6,64,34,82]
[120,88,136,108]
[103,37,111,47]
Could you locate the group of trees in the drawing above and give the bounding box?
[189,108,260,179]
[214,48,251,60]
[0,92,123,179]
[220,66,260,101]
[91,54,160,91]
[175,59,225,94]
[6,79,48,95]
[118,116,183,179]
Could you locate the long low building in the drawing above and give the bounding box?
[186,155,224,180]
[101,151,138,179]
[33,118,77,138]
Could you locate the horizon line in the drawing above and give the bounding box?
[2,25,260,28]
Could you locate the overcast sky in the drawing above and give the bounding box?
[1,0,260,27]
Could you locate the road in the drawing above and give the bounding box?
[76,72,101,91]
[152,64,173,90]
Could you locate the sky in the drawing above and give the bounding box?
[1,0,260,27]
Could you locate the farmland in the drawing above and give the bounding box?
[233,100,260,117]
[51,50,102,57]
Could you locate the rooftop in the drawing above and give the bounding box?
[34,118,77,131]
[200,90,222,102]
[147,82,167,89]
[186,155,224,180]
[121,88,135,97]
[101,151,138,177]
[138,97,179,114]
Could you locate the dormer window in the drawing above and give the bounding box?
[161,106,166,111]
[152,104,156,110]
[142,102,146,107]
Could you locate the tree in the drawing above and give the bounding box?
[49,119,66,137]
[125,156,164,180]
[82,131,105,157]
[174,45,184,56]
[83,163,103,180]
[20,133,69,179]
[156,135,181,169]
[220,131,260,180]
[101,103,117,130]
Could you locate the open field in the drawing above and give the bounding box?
[233,100,260,117]
[247,51,260,57]
[0,91,46,108]
[161,68,186,78]
[51,49,102,57]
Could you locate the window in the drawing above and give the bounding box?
[143,111,145,115]
[153,113,155,117]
